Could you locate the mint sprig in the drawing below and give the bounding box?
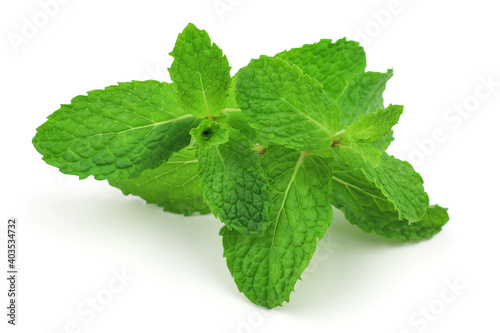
[32,23,449,308]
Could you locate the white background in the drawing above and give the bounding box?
[1,0,499,332]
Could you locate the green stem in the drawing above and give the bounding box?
[333,129,345,137]
[221,108,242,114]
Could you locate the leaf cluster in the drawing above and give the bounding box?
[33,23,449,308]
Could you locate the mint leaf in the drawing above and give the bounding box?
[108,148,210,216]
[190,119,230,147]
[32,25,451,309]
[335,149,429,222]
[220,75,267,143]
[370,130,395,151]
[219,109,260,143]
[336,105,402,167]
[197,129,269,235]
[276,38,366,100]
[337,70,393,128]
[344,104,403,143]
[33,81,198,180]
[329,151,448,241]
[221,146,333,308]
[169,23,231,118]
[236,55,339,153]
[275,40,392,132]
[338,142,382,168]
[225,75,238,109]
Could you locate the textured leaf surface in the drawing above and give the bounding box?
[219,110,272,148]
[225,75,238,109]
[337,70,393,128]
[33,81,198,180]
[276,38,366,100]
[236,55,339,153]
[370,130,394,151]
[336,148,429,222]
[338,142,382,168]
[169,23,231,118]
[344,104,403,143]
[197,129,269,235]
[219,109,259,143]
[190,119,230,147]
[221,146,333,308]
[108,148,210,216]
[329,151,448,241]
[220,74,267,143]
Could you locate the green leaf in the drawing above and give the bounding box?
[276,38,366,100]
[276,41,393,133]
[108,148,210,216]
[33,81,198,180]
[236,55,339,153]
[221,146,333,308]
[337,70,393,128]
[335,148,429,222]
[220,74,269,144]
[370,130,394,151]
[169,23,231,118]
[225,75,238,109]
[190,119,230,147]
[219,109,260,143]
[328,151,448,241]
[197,129,269,235]
[338,142,382,168]
[344,104,403,143]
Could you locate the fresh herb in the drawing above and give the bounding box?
[33,23,449,308]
